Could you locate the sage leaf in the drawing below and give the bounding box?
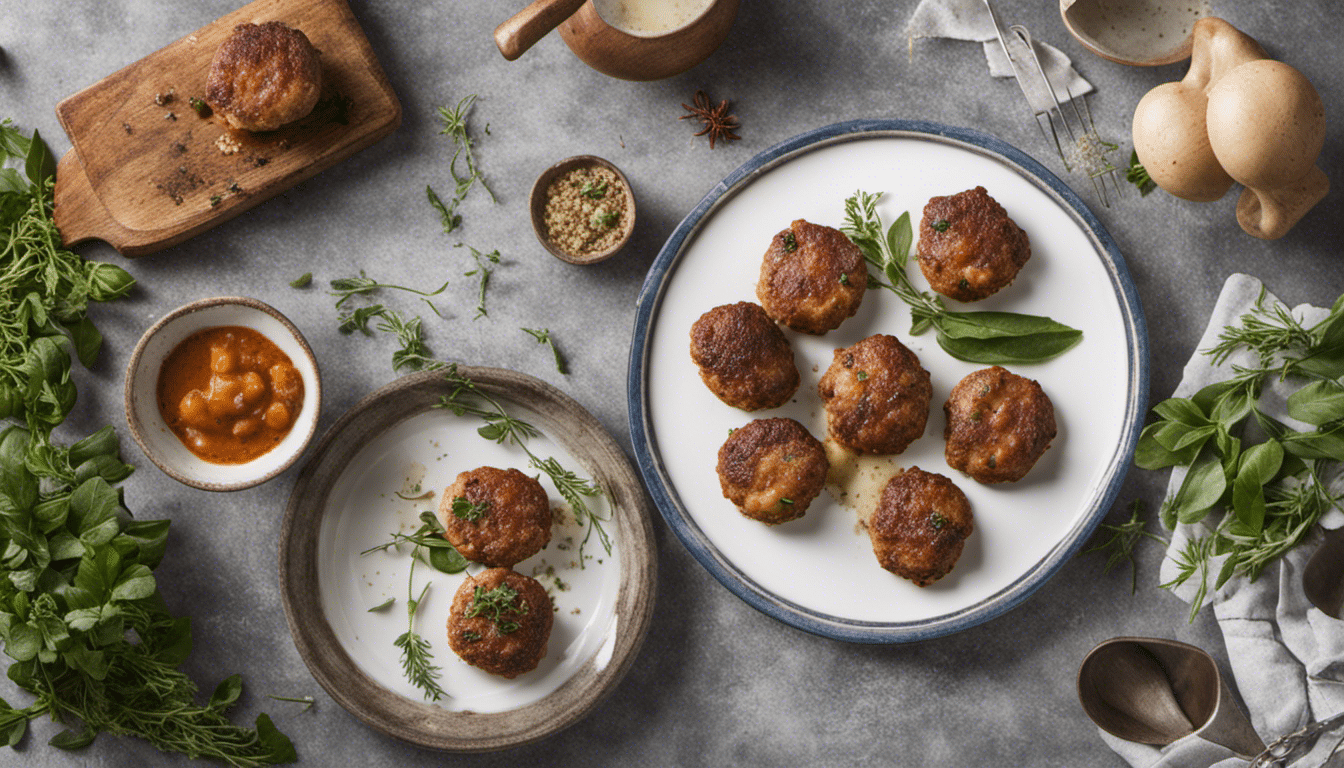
[935,328,1082,365]
[936,311,1081,340]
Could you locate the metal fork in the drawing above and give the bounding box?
[982,0,1123,206]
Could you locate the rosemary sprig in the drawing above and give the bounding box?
[522,327,568,374]
[1085,500,1166,593]
[459,245,500,319]
[394,579,446,701]
[434,365,611,560]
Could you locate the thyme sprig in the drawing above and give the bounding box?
[394,580,446,702]
[1086,500,1166,593]
[839,190,1082,364]
[522,327,568,374]
[459,245,500,319]
[338,304,446,372]
[429,95,496,234]
[435,365,611,560]
[1138,285,1344,619]
[329,270,449,312]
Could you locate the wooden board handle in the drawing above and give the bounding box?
[494,0,587,60]
[53,149,136,252]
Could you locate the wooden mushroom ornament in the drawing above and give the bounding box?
[1132,18,1328,239]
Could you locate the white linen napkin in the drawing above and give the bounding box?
[905,0,1094,112]
[1103,273,1344,767]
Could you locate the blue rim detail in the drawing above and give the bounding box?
[626,119,1150,644]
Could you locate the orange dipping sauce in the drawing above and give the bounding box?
[156,326,305,464]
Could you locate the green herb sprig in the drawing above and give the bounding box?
[0,120,294,765]
[840,190,1083,364]
[1126,150,1156,196]
[522,327,567,374]
[1138,287,1344,619]
[434,365,610,560]
[429,95,496,234]
[338,305,446,373]
[329,270,449,314]
[360,510,466,700]
[451,496,488,522]
[464,584,527,634]
[459,245,501,319]
[1085,500,1166,593]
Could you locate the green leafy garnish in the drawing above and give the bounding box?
[430,95,496,234]
[840,190,1082,364]
[0,120,294,765]
[465,584,527,634]
[590,210,618,229]
[435,365,610,561]
[329,269,449,312]
[188,97,210,117]
[932,219,950,233]
[782,231,797,252]
[580,180,607,199]
[338,305,445,372]
[522,327,568,374]
[929,512,948,529]
[1138,286,1344,619]
[289,272,312,288]
[1126,150,1156,196]
[394,582,446,701]
[367,597,396,612]
[459,245,500,319]
[451,496,488,522]
[1086,500,1165,593]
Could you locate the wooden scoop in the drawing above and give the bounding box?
[53,0,400,257]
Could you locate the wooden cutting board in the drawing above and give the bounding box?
[54,0,401,257]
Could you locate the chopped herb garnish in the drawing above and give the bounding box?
[839,272,849,285]
[461,631,482,643]
[930,512,948,529]
[451,495,489,522]
[430,95,496,233]
[367,597,396,612]
[580,180,607,199]
[780,498,794,505]
[188,96,210,117]
[459,245,501,319]
[209,194,222,207]
[970,410,982,422]
[932,219,950,233]
[856,370,869,381]
[465,584,528,634]
[590,209,618,228]
[1126,150,1156,196]
[783,231,798,252]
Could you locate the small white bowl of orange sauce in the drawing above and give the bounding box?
[125,297,322,491]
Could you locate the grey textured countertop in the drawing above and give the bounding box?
[2,0,1341,765]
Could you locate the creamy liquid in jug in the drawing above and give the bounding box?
[591,0,715,37]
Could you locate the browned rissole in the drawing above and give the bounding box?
[438,466,552,567]
[917,186,1030,302]
[446,568,553,679]
[690,301,799,411]
[818,334,931,456]
[757,219,867,334]
[868,467,974,587]
[944,366,1056,484]
[717,417,829,525]
[206,21,322,132]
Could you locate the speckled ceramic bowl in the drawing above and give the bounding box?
[124,296,321,491]
[1060,0,1211,66]
[529,155,636,265]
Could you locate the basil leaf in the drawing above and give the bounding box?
[255,713,298,763]
[885,212,912,268]
[1286,379,1344,425]
[209,673,244,711]
[68,426,119,467]
[936,311,1081,341]
[935,328,1082,364]
[49,724,96,750]
[110,564,155,602]
[86,262,135,301]
[1135,422,1196,469]
[1280,426,1344,462]
[1171,450,1227,524]
[22,129,56,187]
[1153,397,1210,427]
[428,546,468,574]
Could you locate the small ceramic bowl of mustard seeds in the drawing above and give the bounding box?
[529,155,636,265]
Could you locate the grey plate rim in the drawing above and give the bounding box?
[626,118,1149,644]
[279,366,658,751]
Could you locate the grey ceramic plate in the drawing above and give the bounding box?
[279,366,656,751]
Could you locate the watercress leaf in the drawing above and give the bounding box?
[62,645,108,681]
[22,129,56,186]
[64,607,101,633]
[0,428,38,511]
[110,564,155,602]
[151,616,192,665]
[209,673,244,711]
[254,712,298,763]
[0,707,26,747]
[3,623,40,661]
[73,546,120,603]
[48,725,96,750]
[47,533,83,562]
[1286,379,1344,425]
[936,311,1080,340]
[33,496,70,533]
[428,546,468,575]
[86,262,135,301]
[935,328,1082,364]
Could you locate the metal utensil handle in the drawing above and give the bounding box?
[1251,710,1344,768]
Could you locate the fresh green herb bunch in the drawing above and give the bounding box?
[1126,150,1156,196]
[435,365,610,560]
[0,121,294,764]
[839,191,1082,364]
[1137,287,1344,620]
[427,95,496,234]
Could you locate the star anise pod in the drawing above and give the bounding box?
[680,90,741,149]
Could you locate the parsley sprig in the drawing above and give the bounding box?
[1138,286,1344,619]
[840,190,1082,364]
[435,365,610,560]
[464,584,527,635]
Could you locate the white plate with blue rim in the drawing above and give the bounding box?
[627,119,1148,643]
